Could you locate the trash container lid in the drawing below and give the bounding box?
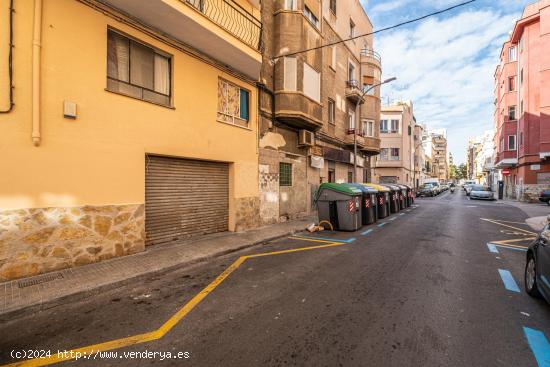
[363,183,390,192]
[316,183,363,198]
[379,184,400,191]
[348,183,378,194]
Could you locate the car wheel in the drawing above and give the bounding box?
[525,252,541,298]
[547,200,550,206]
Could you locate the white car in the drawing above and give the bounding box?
[469,185,495,200]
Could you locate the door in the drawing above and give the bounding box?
[145,155,229,245]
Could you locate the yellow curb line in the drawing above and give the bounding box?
[2,238,344,367]
[480,218,537,235]
[490,238,536,246]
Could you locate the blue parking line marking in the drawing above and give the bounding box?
[498,269,520,293]
[361,229,373,236]
[498,246,527,252]
[294,235,356,243]
[378,222,388,227]
[487,243,499,253]
[489,244,527,252]
[523,327,550,367]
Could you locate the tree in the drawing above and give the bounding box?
[455,163,468,180]
[449,164,458,180]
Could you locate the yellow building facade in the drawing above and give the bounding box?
[0,0,262,280]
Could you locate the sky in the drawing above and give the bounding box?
[360,0,533,164]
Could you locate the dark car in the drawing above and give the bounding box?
[525,217,550,302]
[539,190,550,205]
[417,183,437,197]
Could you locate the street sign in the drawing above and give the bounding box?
[502,169,511,176]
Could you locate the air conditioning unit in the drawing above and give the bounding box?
[298,130,315,147]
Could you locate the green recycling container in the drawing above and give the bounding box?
[315,183,363,231]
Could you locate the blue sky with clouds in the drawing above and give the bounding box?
[360,0,532,164]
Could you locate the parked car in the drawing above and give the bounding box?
[469,185,495,200]
[417,183,437,197]
[525,217,550,303]
[539,190,550,205]
[432,182,442,195]
[463,180,476,194]
[440,184,449,192]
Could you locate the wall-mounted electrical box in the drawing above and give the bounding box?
[63,101,77,119]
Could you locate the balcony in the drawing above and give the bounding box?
[274,93,323,131]
[361,136,381,156]
[345,80,365,104]
[344,129,366,149]
[360,49,382,70]
[100,0,262,79]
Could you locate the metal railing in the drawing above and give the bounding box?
[346,128,364,136]
[360,48,381,63]
[184,0,262,51]
[346,79,361,89]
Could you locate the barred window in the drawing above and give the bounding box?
[279,163,292,186]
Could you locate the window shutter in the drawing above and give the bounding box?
[303,63,320,102]
[284,57,297,91]
[107,31,129,82]
[130,41,154,89]
[239,89,249,121]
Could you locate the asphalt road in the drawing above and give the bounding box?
[1,190,549,367]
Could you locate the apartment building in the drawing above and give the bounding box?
[493,0,550,201]
[422,128,437,181]
[0,0,262,280]
[258,0,382,224]
[468,131,495,185]
[413,123,426,188]
[374,101,414,186]
[432,132,448,182]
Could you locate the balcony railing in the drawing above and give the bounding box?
[345,80,364,103]
[184,0,262,51]
[346,128,363,136]
[346,79,361,89]
[360,49,381,63]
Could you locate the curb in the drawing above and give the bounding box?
[0,228,303,322]
[525,216,547,232]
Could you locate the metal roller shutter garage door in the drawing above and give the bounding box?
[145,155,229,245]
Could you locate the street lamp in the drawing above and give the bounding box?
[353,77,397,182]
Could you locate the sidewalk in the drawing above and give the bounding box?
[0,216,316,320]
[496,198,549,231]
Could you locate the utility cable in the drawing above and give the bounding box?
[273,0,476,60]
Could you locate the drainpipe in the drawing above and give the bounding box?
[516,41,521,198]
[0,0,14,113]
[31,0,42,146]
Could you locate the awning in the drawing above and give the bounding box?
[494,158,518,168]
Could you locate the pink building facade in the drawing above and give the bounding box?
[494,0,550,201]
